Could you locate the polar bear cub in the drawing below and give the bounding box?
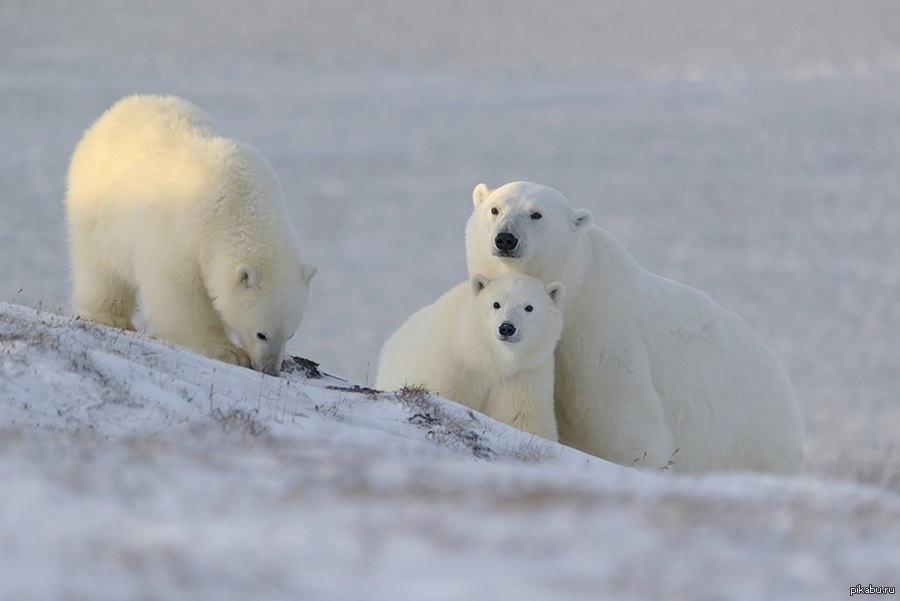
[466,181,805,473]
[66,95,316,375]
[377,274,564,441]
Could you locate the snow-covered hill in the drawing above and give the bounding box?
[4,1,899,481]
[1,302,898,600]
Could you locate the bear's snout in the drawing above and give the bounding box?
[498,321,517,339]
[494,232,519,254]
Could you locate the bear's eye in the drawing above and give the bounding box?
[256,333,268,341]
[525,305,534,312]
[530,212,542,220]
[491,207,499,216]
[493,302,501,309]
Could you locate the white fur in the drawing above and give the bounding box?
[66,95,316,375]
[377,274,564,441]
[466,181,805,473]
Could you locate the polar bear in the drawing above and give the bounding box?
[65,95,317,375]
[466,181,804,473]
[377,274,564,441]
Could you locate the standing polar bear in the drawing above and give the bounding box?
[66,95,316,375]
[466,181,804,473]
[377,274,564,441]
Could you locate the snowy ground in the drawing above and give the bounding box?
[3,303,899,600]
[1,0,900,598]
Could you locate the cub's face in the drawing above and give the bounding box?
[218,263,317,375]
[470,274,564,365]
[465,181,592,279]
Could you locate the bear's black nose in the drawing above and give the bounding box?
[498,322,517,337]
[494,232,518,252]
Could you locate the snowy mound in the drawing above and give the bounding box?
[1,302,898,600]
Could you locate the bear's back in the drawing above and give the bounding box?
[67,96,238,222]
[376,283,470,391]
[84,95,222,152]
[633,268,803,472]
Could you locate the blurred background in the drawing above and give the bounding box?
[1,0,898,477]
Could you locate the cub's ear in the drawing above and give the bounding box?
[470,273,490,295]
[546,281,565,306]
[573,209,593,231]
[235,264,259,288]
[472,183,492,207]
[300,263,317,285]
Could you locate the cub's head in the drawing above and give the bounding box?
[468,274,564,370]
[465,181,592,281]
[214,261,317,375]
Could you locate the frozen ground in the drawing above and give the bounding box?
[2,303,899,600]
[1,0,899,597]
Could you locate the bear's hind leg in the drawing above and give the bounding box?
[71,255,137,331]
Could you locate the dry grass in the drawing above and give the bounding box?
[326,384,380,398]
[388,384,496,460]
[817,445,900,493]
[211,407,269,438]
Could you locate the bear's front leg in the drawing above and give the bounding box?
[487,373,559,442]
[70,245,137,331]
[137,267,251,369]
[193,338,252,369]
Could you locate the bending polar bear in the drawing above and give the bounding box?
[466,181,804,473]
[377,274,564,441]
[66,95,316,375]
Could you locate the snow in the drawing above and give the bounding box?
[1,0,900,598]
[2,302,899,600]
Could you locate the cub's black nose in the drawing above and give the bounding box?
[494,232,518,252]
[498,322,517,337]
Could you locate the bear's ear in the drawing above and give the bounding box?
[572,209,593,231]
[546,281,565,306]
[235,264,259,288]
[470,273,490,295]
[472,183,492,207]
[300,263,317,285]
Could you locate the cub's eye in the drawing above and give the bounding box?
[530,212,542,220]
[256,333,268,341]
[493,302,501,309]
[491,207,499,216]
[525,305,534,312]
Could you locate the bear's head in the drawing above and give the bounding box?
[467,273,564,372]
[214,260,317,375]
[465,181,592,284]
